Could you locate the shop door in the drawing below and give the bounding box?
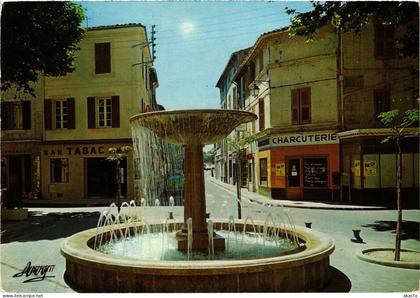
[86,158,127,197]
[8,155,31,197]
[286,158,303,200]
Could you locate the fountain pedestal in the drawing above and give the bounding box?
[177,141,226,251]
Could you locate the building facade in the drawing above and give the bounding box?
[1,24,157,203]
[223,21,418,206]
[215,48,250,186]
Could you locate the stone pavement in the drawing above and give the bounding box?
[209,177,386,210]
[1,185,419,293]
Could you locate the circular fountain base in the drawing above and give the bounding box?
[61,220,334,293]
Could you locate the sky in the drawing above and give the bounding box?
[80,1,313,110]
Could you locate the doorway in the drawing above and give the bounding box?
[286,158,303,200]
[86,157,127,197]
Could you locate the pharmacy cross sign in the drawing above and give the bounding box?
[12,262,56,283]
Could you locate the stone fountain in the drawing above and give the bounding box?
[61,109,335,293]
[130,109,257,251]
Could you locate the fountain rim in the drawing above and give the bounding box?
[129,109,258,123]
[61,220,334,273]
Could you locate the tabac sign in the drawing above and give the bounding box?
[258,131,339,149]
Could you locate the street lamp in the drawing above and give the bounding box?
[251,80,269,98]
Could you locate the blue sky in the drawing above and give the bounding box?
[80,1,312,110]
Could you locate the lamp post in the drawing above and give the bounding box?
[250,80,270,98]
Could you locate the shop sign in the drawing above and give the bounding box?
[43,146,106,156]
[364,161,377,176]
[259,131,338,148]
[275,163,285,177]
[353,160,361,177]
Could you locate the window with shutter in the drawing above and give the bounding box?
[300,88,311,124]
[67,98,75,129]
[1,102,9,130]
[258,98,265,131]
[291,89,300,125]
[88,96,120,128]
[374,24,395,59]
[291,87,311,125]
[44,99,53,130]
[374,88,391,117]
[22,101,31,130]
[111,96,120,128]
[87,97,96,129]
[95,42,111,74]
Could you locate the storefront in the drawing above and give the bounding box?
[256,130,340,200]
[338,128,419,208]
[40,142,133,201]
[1,142,41,200]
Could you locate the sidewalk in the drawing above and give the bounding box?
[209,177,386,210]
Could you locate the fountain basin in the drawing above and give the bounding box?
[61,220,334,292]
[129,109,257,145]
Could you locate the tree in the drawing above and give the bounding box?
[378,108,419,261]
[227,133,255,219]
[286,1,419,58]
[107,146,132,211]
[1,2,86,96]
[203,148,216,165]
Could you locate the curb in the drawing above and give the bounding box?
[209,179,386,211]
[357,248,420,270]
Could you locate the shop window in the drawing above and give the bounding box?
[259,158,268,186]
[374,88,390,118]
[51,158,69,183]
[45,98,75,130]
[374,24,396,59]
[95,42,111,74]
[87,96,120,129]
[291,88,311,125]
[1,101,31,130]
[303,158,328,187]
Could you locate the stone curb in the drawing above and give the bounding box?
[356,248,420,270]
[209,179,386,211]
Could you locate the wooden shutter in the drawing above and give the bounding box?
[22,101,31,129]
[258,98,265,131]
[95,43,111,74]
[87,97,96,129]
[44,99,52,130]
[374,24,384,58]
[300,88,311,124]
[111,96,120,128]
[67,98,75,129]
[291,89,300,124]
[374,88,390,116]
[1,102,9,130]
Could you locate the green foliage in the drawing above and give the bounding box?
[378,108,419,143]
[107,146,132,162]
[1,2,86,95]
[226,133,256,155]
[203,148,216,164]
[286,1,419,58]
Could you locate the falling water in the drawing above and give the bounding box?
[131,123,184,207]
[208,220,214,259]
[187,217,193,260]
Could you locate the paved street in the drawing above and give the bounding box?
[1,172,419,293]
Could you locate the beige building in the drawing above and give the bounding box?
[1,23,157,203]
[228,21,418,206]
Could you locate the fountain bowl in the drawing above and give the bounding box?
[129,109,258,145]
[61,220,334,292]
